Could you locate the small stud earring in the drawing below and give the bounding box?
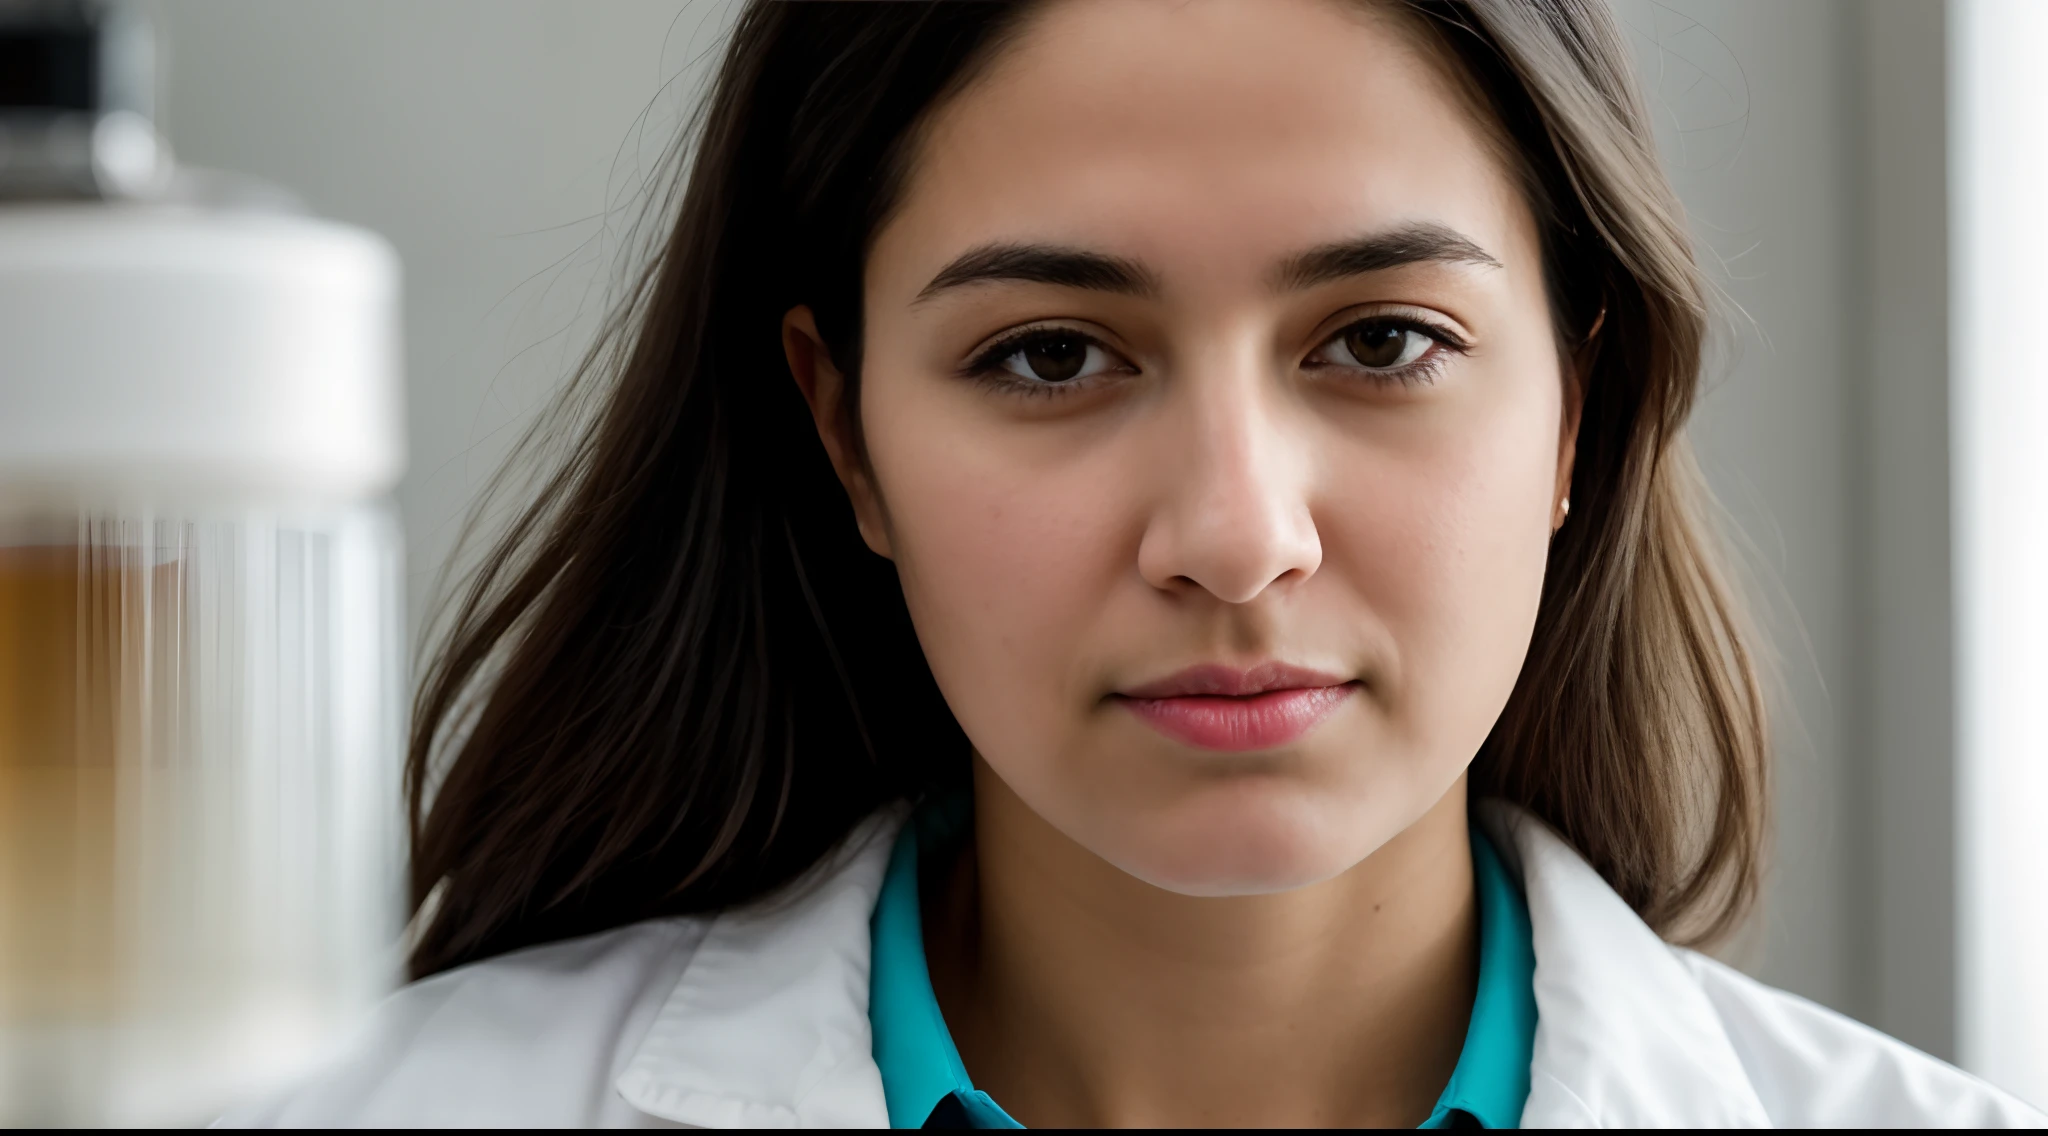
[1560,497,1570,518]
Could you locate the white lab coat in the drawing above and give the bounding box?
[220,803,2045,1128]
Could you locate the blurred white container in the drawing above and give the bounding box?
[0,204,406,1125]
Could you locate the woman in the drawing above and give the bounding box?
[229,0,2040,1127]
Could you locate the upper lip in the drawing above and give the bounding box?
[1118,662,1352,699]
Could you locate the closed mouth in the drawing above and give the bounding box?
[1112,662,1356,751]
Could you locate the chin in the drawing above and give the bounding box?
[1100,781,1387,897]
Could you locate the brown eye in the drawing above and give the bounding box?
[1327,319,1432,370]
[1022,334,1089,382]
[988,330,1120,384]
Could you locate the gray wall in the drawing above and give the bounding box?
[1609,0,1959,1057]
[1611,0,1862,1019]
[152,0,741,632]
[152,0,1952,1054]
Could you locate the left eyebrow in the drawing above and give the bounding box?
[1272,222,1503,291]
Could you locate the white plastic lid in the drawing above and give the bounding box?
[0,204,403,506]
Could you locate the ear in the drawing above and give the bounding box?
[782,306,893,558]
[1555,314,1597,531]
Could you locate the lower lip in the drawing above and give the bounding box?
[1116,685,1356,752]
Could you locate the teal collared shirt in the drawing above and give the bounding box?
[868,798,1538,1129]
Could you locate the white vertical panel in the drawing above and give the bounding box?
[1951,0,2048,1105]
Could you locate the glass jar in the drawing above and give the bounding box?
[0,204,405,1125]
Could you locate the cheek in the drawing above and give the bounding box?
[1328,379,1561,757]
[859,395,1129,746]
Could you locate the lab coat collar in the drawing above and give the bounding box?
[613,806,908,1128]
[615,801,1771,1128]
[1475,802,1771,1127]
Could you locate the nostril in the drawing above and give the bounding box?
[1267,565,1312,592]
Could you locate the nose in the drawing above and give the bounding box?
[1135,366,1323,604]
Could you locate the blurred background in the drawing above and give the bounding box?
[6,0,2046,1120]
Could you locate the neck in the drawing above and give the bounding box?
[924,762,1477,1128]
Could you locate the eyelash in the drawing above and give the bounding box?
[1303,313,1471,386]
[960,313,1470,395]
[962,325,1130,397]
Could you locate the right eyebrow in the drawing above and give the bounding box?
[915,242,1160,302]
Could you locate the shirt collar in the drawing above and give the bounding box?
[868,797,1537,1129]
[1419,821,1538,1128]
[868,795,1022,1128]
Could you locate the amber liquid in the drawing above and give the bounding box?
[0,518,403,1125]
[0,543,175,1023]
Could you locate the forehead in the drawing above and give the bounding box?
[876,0,1532,292]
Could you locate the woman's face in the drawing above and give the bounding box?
[799,0,1576,895]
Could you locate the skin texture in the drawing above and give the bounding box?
[782,0,1581,1125]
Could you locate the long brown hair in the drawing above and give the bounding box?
[405,0,1767,979]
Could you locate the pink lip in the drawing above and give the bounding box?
[1114,663,1356,752]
